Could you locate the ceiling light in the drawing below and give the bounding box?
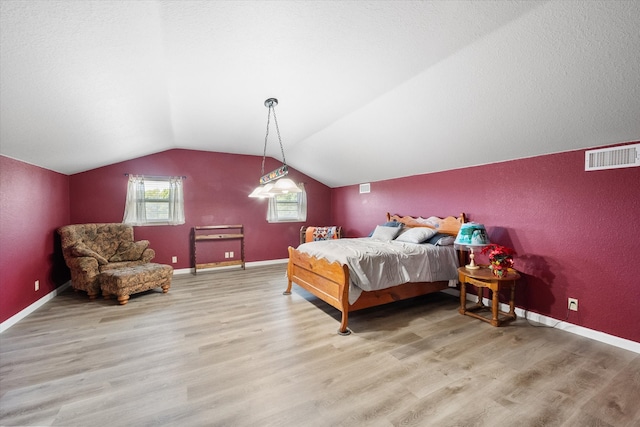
[248,98,302,198]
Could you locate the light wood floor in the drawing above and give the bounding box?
[1,264,639,427]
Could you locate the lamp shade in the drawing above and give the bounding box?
[248,183,276,198]
[454,223,490,247]
[272,178,302,193]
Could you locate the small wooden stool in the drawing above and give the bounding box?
[100,263,173,305]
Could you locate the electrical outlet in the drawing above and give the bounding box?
[568,298,578,311]
[35,280,39,291]
[171,256,178,263]
[225,252,230,259]
[229,251,234,258]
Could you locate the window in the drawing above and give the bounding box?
[123,176,185,226]
[143,179,171,222]
[267,183,307,223]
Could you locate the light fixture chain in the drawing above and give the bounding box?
[271,105,286,166]
[261,106,272,176]
[250,98,299,196]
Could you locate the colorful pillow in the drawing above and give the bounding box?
[307,226,338,242]
[370,225,402,241]
[395,227,438,244]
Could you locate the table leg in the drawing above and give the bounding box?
[459,281,467,315]
[491,287,500,326]
[508,282,516,319]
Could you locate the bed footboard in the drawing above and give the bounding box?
[285,246,352,334]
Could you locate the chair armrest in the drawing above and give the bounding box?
[141,248,155,262]
[66,256,99,276]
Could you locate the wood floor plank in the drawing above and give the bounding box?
[580,356,640,426]
[1,264,638,426]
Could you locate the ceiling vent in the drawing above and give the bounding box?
[585,144,640,171]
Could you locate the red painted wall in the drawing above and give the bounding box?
[0,155,70,323]
[331,143,640,343]
[69,149,332,268]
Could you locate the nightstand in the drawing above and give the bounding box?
[457,266,521,326]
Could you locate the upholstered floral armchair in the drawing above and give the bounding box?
[58,223,155,299]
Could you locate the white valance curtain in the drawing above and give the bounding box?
[123,175,185,226]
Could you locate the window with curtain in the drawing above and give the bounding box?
[267,182,307,223]
[123,175,185,226]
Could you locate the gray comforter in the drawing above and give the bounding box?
[296,238,459,304]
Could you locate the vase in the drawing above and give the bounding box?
[490,261,511,277]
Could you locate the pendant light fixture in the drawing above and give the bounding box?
[248,98,302,198]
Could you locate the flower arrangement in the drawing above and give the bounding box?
[481,244,516,277]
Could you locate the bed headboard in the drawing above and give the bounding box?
[386,212,466,236]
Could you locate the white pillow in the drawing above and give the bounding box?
[370,225,402,241]
[395,227,438,244]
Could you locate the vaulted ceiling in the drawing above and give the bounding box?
[1,1,639,187]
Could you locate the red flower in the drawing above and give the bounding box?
[481,244,516,256]
[481,244,516,267]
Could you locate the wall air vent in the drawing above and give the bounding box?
[359,183,371,194]
[585,143,640,171]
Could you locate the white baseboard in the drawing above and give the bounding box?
[442,288,640,354]
[0,281,72,333]
[173,258,288,275]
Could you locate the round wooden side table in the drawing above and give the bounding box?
[457,266,521,327]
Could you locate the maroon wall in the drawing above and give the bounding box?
[0,155,70,323]
[331,143,640,343]
[69,149,332,268]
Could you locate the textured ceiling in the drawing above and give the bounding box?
[1,0,639,187]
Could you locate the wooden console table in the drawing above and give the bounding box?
[458,266,520,327]
[192,225,245,274]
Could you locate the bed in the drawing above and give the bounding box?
[284,212,467,334]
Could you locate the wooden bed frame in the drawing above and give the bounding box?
[284,213,467,335]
